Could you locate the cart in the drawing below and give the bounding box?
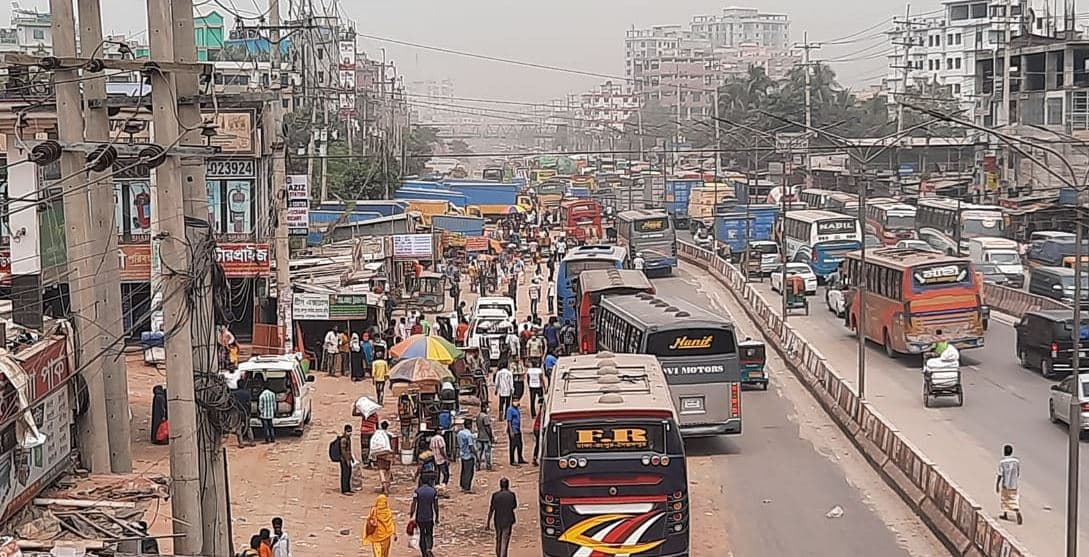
[408,272,446,312]
[738,339,768,390]
[785,288,809,316]
[922,359,963,407]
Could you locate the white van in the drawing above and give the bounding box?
[968,237,1024,288]
[239,354,315,435]
[473,296,516,319]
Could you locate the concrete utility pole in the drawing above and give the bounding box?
[270,0,292,355]
[147,1,204,552]
[50,0,110,473]
[713,86,722,255]
[1067,216,1082,557]
[1001,0,1013,126]
[799,31,821,174]
[893,4,913,195]
[77,0,133,475]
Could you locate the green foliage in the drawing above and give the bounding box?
[404,126,441,176]
[449,139,472,154]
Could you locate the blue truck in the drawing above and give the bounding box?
[714,204,780,258]
[395,187,469,207]
[431,214,486,235]
[665,179,701,228]
[316,200,408,217]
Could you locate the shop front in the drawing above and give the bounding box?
[290,291,386,363]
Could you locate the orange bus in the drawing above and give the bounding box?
[575,268,654,353]
[560,199,603,244]
[842,247,985,357]
[864,201,917,245]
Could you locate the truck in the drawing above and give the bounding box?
[404,200,457,228]
[535,181,566,211]
[431,214,486,236]
[687,184,735,232]
[395,187,469,207]
[714,205,780,260]
[664,179,701,228]
[316,200,408,217]
[967,237,1025,288]
[442,182,532,218]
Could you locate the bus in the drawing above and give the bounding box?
[556,245,628,325]
[825,192,859,215]
[797,188,838,210]
[782,210,862,280]
[616,209,678,275]
[576,269,655,353]
[842,247,985,357]
[594,292,742,437]
[560,199,604,244]
[915,198,1006,255]
[865,201,917,245]
[538,352,689,557]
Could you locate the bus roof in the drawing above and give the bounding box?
[828,192,858,201]
[784,209,854,223]
[561,198,600,208]
[562,244,628,261]
[598,292,732,331]
[549,352,677,416]
[917,198,1002,212]
[578,269,653,294]
[617,209,669,221]
[846,247,970,268]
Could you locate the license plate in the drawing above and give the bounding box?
[680,396,705,413]
[748,371,764,378]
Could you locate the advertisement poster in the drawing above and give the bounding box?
[126,182,153,236]
[392,234,434,259]
[215,243,270,278]
[207,181,222,232]
[0,390,71,522]
[286,175,309,202]
[338,41,355,69]
[225,181,253,234]
[286,175,310,236]
[118,244,152,282]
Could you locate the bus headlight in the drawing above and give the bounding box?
[546,528,556,536]
[673,524,684,532]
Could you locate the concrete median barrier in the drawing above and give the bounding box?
[676,241,1032,557]
[984,283,1070,318]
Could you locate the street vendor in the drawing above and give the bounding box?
[787,274,805,297]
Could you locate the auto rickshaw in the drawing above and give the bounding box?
[742,248,764,282]
[413,272,447,312]
[738,338,768,390]
[785,274,809,316]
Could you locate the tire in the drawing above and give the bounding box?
[884,330,896,358]
[761,382,769,391]
[1049,400,1060,423]
[1042,358,1056,379]
[956,389,964,407]
[1018,349,1029,369]
[923,384,931,407]
[304,404,313,425]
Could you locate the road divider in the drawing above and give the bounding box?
[983,283,1069,318]
[676,241,1031,557]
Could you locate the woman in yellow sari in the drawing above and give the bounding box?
[362,494,397,556]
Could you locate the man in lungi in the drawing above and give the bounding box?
[995,444,1023,524]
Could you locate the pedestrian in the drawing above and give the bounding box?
[271,517,291,557]
[257,376,276,444]
[532,400,544,466]
[527,365,545,417]
[257,529,274,557]
[323,327,338,373]
[411,318,423,336]
[547,257,555,283]
[996,444,1023,524]
[371,420,394,494]
[410,477,439,557]
[506,400,526,465]
[496,366,514,419]
[526,332,545,367]
[240,535,261,557]
[362,494,397,557]
[486,478,518,557]
[457,421,477,492]
[430,431,450,487]
[230,376,254,447]
[338,328,351,376]
[372,356,389,406]
[543,318,559,353]
[505,328,521,369]
[456,318,470,345]
[633,251,646,271]
[475,410,494,471]
[506,276,518,307]
[420,315,432,336]
[359,412,378,469]
[362,334,375,378]
[528,278,541,318]
[560,320,577,355]
[543,350,558,381]
[395,317,408,342]
[449,279,461,311]
[350,333,364,381]
[337,424,354,495]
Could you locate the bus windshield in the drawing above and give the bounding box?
[885,214,915,230]
[565,260,616,277]
[962,216,1004,236]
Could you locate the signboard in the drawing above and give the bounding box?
[215,243,270,278]
[0,389,72,523]
[0,248,9,287]
[559,424,663,454]
[286,175,310,237]
[775,132,809,154]
[207,159,256,178]
[292,293,329,320]
[329,294,370,320]
[912,263,970,289]
[465,236,489,252]
[118,244,152,282]
[209,112,255,154]
[18,337,73,402]
[816,220,856,235]
[338,41,356,70]
[339,70,355,91]
[392,234,434,259]
[898,163,916,177]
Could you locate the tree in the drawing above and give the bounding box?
[404,126,441,176]
[324,140,398,200]
[448,139,472,154]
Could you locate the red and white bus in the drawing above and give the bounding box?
[575,268,655,353]
[865,201,917,245]
[560,199,604,243]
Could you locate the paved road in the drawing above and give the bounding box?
[739,272,1089,555]
[654,263,943,556]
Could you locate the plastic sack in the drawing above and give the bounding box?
[407,532,420,550]
[353,396,381,418]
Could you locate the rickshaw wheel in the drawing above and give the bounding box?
[761,381,769,391]
[956,389,964,407]
[922,383,930,407]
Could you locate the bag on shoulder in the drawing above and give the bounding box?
[328,436,342,462]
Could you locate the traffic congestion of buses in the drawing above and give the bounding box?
[412,154,1086,557]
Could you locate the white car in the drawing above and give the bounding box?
[238,355,315,435]
[770,262,818,295]
[895,239,937,252]
[1048,374,1089,434]
[473,296,516,319]
[825,272,848,317]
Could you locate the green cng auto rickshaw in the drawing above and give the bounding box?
[739,338,768,390]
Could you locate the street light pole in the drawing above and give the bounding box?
[857,167,868,399]
[1066,213,1082,557]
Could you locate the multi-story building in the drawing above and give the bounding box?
[577,81,641,132]
[689,7,791,50]
[11,8,51,54]
[408,79,456,125]
[885,0,1059,123]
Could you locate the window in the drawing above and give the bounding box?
[947,58,954,70]
[1047,97,1064,126]
[970,2,988,18]
[955,58,962,69]
[32,29,44,40]
[954,83,962,94]
[950,4,969,20]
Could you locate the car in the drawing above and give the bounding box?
[473,296,516,319]
[975,262,1010,286]
[824,270,848,317]
[238,355,315,435]
[1015,310,1089,378]
[770,262,818,295]
[895,239,937,252]
[1048,374,1089,436]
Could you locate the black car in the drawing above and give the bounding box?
[975,262,1010,286]
[1015,310,1089,378]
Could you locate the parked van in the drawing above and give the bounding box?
[1028,266,1089,304]
[1027,237,1089,268]
[967,237,1024,288]
[239,354,315,435]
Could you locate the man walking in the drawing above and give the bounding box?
[506,400,526,466]
[257,377,277,444]
[337,424,353,495]
[271,517,292,557]
[323,327,338,373]
[485,478,518,557]
[410,478,439,557]
[430,431,450,487]
[372,356,389,405]
[475,410,494,471]
[527,365,545,417]
[457,421,477,492]
[996,444,1023,524]
[496,367,514,419]
[528,278,541,318]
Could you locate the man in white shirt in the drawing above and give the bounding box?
[495,367,514,419]
[526,367,545,417]
[554,237,568,261]
[505,330,521,368]
[271,517,292,557]
[322,329,338,373]
[633,252,646,271]
[220,368,242,390]
[547,280,556,314]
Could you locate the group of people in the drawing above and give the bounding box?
[322,327,389,381]
[237,517,292,557]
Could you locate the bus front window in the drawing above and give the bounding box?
[962,217,1004,236]
[885,215,915,230]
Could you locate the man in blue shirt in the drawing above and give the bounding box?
[543,318,559,353]
[257,376,277,444]
[410,478,439,557]
[506,401,526,466]
[543,351,558,380]
[457,421,477,492]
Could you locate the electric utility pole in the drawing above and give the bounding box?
[270,0,292,354]
[796,32,820,175]
[50,0,111,473]
[147,1,204,552]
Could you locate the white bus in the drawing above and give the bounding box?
[797,188,838,210]
[915,198,1005,255]
[824,192,859,215]
[782,209,862,278]
[865,201,917,245]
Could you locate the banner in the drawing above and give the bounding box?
[286,175,310,237]
[118,244,152,282]
[215,243,270,278]
[392,234,434,259]
[292,293,329,320]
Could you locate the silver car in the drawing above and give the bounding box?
[1048,374,1089,433]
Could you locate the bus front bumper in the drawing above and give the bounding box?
[680,418,741,437]
[906,336,985,354]
[646,257,677,270]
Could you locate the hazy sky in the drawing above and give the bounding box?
[2,0,942,102]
